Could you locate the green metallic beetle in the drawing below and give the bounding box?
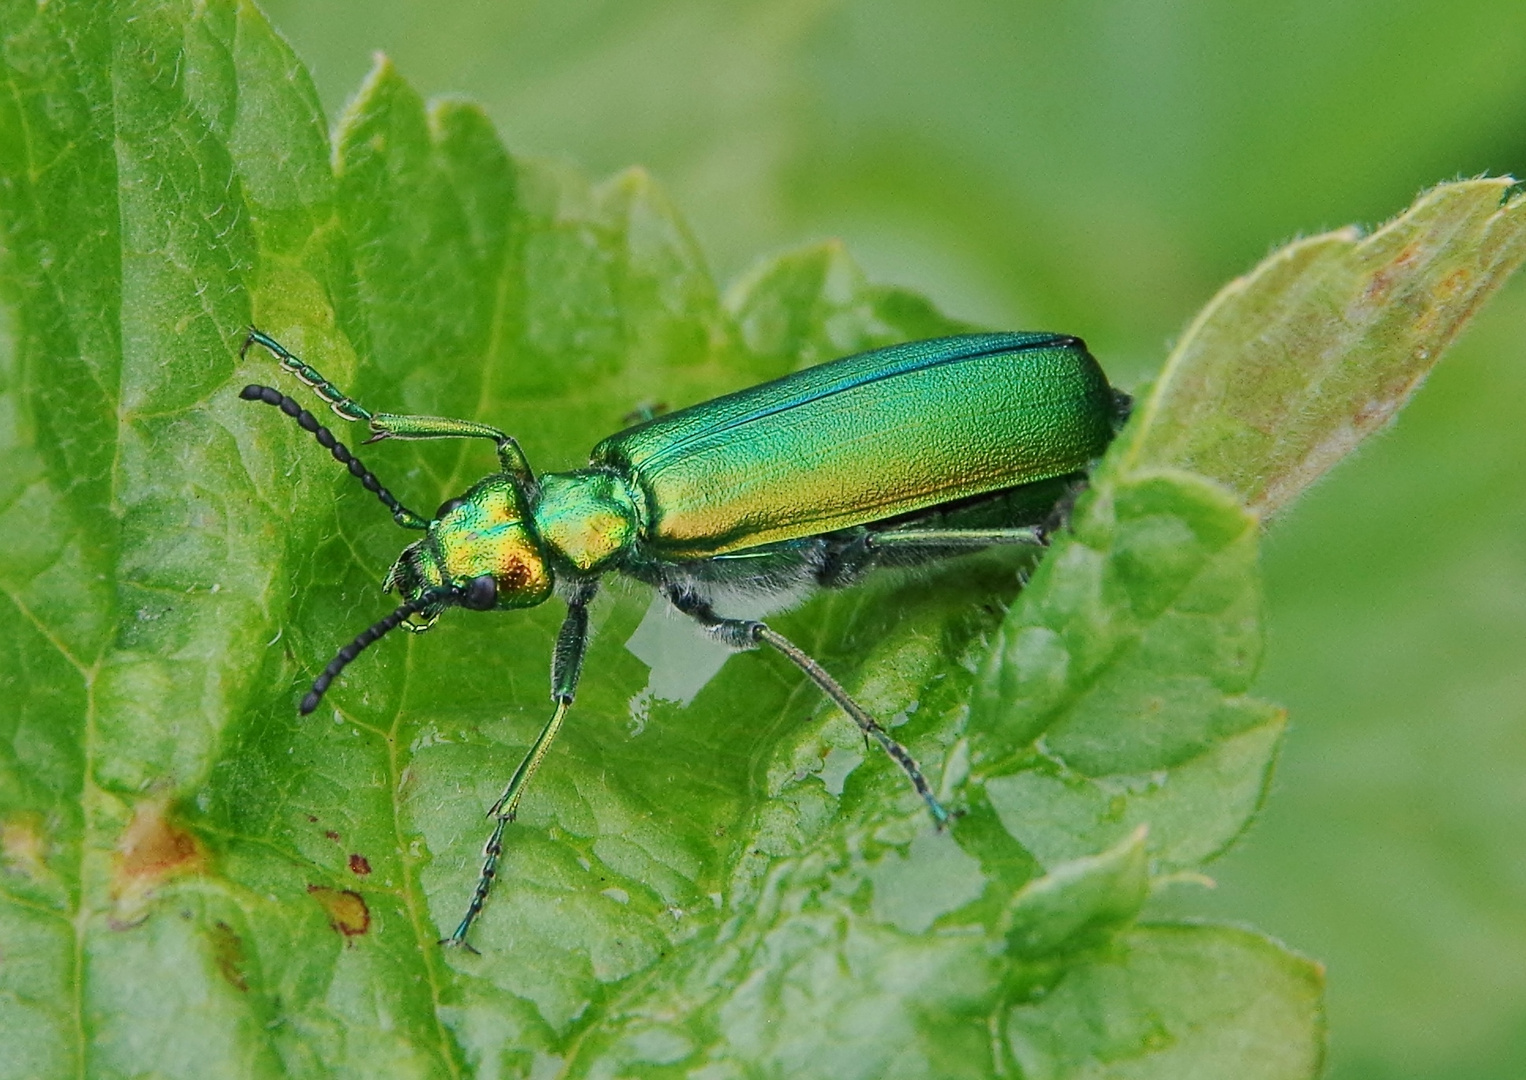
[239,328,1130,948]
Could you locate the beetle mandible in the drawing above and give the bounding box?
[238,328,1130,948]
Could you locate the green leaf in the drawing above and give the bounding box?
[9,2,1523,1078]
[1000,827,1150,959]
[972,468,1285,874]
[1120,177,1526,516]
[1004,924,1326,1080]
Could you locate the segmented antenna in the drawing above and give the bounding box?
[239,384,427,528]
[300,587,457,714]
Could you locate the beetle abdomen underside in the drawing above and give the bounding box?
[593,332,1121,560]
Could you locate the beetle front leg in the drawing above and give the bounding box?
[444,580,599,950]
[242,328,535,484]
[661,584,950,827]
[365,412,535,486]
[242,328,376,423]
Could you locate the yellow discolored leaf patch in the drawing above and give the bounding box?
[112,799,208,903]
[307,885,371,938]
[1,812,50,882]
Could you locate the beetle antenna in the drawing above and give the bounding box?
[239,384,428,529]
[300,586,458,715]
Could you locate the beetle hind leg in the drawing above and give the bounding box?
[814,523,1050,590]
[662,584,950,827]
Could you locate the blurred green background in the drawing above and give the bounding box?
[256,2,1526,1077]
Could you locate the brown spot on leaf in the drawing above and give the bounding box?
[1440,265,1472,296]
[348,853,372,876]
[113,799,207,900]
[1409,264,1476,344]
[1,813,48,881]
[210,921,248,992]
[308,885,370,938]
[1362,241,1421,304]
[324,830,340,842]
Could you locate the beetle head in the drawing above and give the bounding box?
[240,374,557,715]
[293,477,555,716]
[385,475,555,621]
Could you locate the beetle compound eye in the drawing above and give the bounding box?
[435,497,465,520]
[462,574,498,610]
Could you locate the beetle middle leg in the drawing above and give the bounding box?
[444,579,599,949]
[661,584,950,827]
[868,525,1048,551]
[816,524,1049,588]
